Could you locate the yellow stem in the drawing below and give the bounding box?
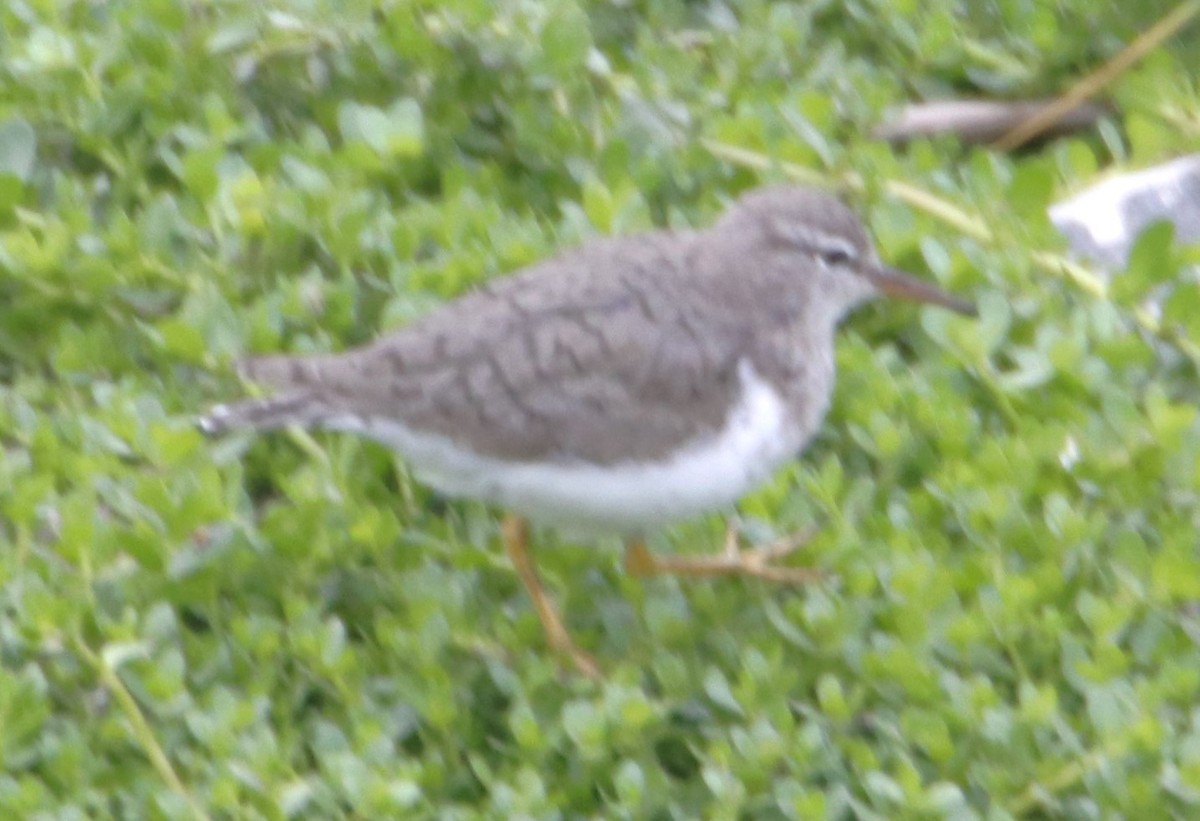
[74,634,211,821]
[992,0,1200,151]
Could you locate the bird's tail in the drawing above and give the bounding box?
[198,392,334,435]
[198,352,342,435]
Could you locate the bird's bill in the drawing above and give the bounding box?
[866,264,977,316]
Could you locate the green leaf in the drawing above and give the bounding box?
[0,118,36,182]
[702,667,744,717]
[538,3,592,75]
[0,175,24,210]
[1114,219,1175,304]
[1162,274,1200,343]
[337,99,425,159]
[101,641,151,670]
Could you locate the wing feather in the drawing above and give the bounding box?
[232,232,758,464]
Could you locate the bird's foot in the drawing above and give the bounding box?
[502,515,601,680]
[623,522,821,585]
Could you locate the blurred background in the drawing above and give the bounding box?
[2,1,1199,817]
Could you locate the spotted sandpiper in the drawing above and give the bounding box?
[200,185,975,677]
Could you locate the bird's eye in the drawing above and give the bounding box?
[817,242,856,266]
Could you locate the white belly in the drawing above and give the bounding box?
[331,360,803,534]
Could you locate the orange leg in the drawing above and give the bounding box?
[502,515,600,679]
[623,521,821,584]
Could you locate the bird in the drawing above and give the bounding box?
[200,184,975,678]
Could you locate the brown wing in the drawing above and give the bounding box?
[237,232,757,465]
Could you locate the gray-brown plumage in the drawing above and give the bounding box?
[224,230,751,466]
[203,186,969,471]
[201,184,975,676]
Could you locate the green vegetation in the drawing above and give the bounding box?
[3,0,1200,817]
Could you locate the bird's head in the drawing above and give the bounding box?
[716,185,976,319]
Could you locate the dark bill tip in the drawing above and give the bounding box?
[867,264,977,317]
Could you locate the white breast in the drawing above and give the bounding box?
[329,359,805,534]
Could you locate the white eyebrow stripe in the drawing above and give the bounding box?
[771,219,860,261]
